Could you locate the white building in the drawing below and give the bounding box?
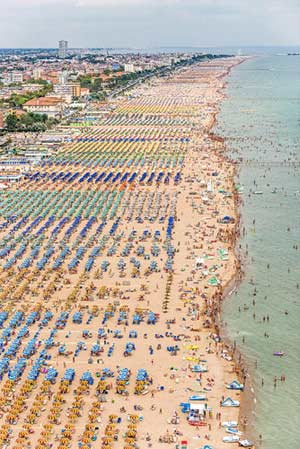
[12,72,24,83]
[124,64,135,73]
[53,82,81,102]
[3,72,24,84]
[59,71,69,84]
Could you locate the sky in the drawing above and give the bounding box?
[0,0,299,48]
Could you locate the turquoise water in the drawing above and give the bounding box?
[216,56,300,448]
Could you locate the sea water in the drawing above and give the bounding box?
[216,55,300,448]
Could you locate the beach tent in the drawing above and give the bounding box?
[208,277,219,286]
[227,380,244,391]
[221,397,240,407]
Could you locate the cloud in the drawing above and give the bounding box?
[0,0,299,47]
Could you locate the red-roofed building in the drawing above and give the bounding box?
[23,97,66,117]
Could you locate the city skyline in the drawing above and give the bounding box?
[0,0,299,48]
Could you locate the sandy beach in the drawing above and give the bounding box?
[0,56,251,449]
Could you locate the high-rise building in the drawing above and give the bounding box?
[32,68,42,80]
[53,82,81,100]
[58,71,69,84]
[58,40,68,59]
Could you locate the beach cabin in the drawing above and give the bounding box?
[187,403,209,426]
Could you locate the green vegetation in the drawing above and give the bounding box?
[174,53,233,68]
[26,79,50,86]
[107,68,159,90]
[89,91,107,101]
[5,112,58,132]
[8,83,53,107]
[78,75,103,93]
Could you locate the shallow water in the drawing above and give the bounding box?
[216,55,300,448]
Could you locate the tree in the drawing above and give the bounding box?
[5,111,57,133]
[6,113,19,131]
[92,77,102,92]
[8,83,52,108]
[78,75,93,89]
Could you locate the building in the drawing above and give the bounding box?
[58,71,69,84]
[3,72,24,84]
[53,83,72,100]
[112,63,121,71]
[42,71,59,84]
[80,87,90,97]
[53,82,81,100]
[58,40,68,59]
[23,97,65,117]
[11,72,24,83]
[124,64,135,73]
[32,68,43,80]
[71,83,81,97]
[0,112,4,129]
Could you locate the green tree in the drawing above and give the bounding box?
[6,113,19,131]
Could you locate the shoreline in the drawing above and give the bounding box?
[207,56,258,442]
[211,58,258,445]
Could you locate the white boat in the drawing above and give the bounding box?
[223,435,240,443]
[226,427,242,435]
[239,440,254,447]
[222,421,238,428]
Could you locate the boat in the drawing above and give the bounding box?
[253,191,263,195]
[222,421,238,428]
[226,427,242,435]
[273,351,285,357]
[189,395,206,401]
[239,440,254,447]
[223,435,240,443]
